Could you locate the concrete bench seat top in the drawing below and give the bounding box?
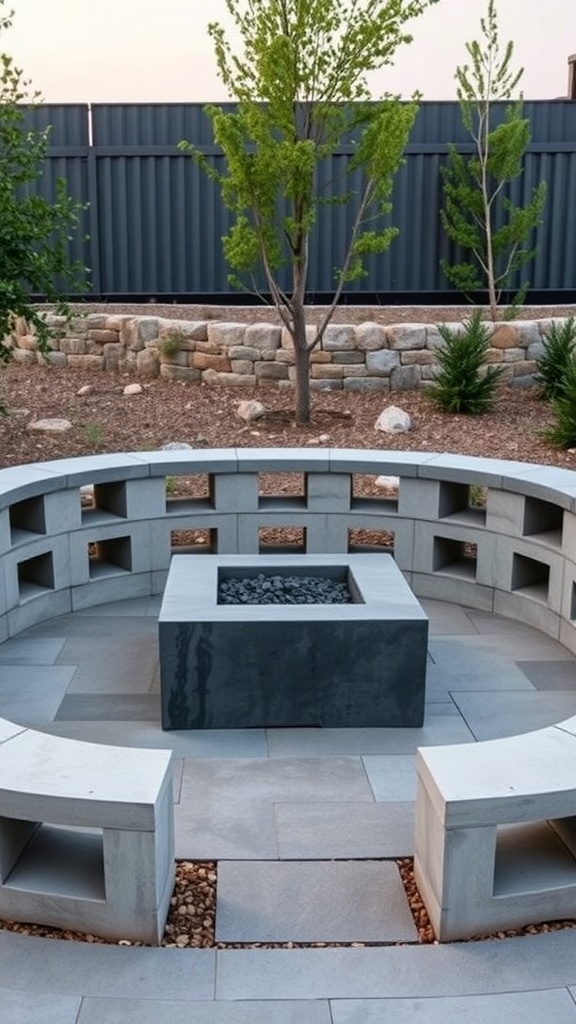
[0,717,172,830]
[417,715,576,828]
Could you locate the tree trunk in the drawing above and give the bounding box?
[294,341,312,424]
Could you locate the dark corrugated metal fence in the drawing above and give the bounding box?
[27,100,576,299]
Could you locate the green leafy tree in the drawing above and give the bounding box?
[0,1,86,365]
[429,310,505,414]
[182,0,437,423]
[440,0,546,321]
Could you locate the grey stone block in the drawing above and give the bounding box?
[343,377,389,391]
[365,350,399,375]
[390,365,421,391]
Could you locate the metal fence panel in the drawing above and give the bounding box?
[27,100,576,298]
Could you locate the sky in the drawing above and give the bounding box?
[2,0,574,104]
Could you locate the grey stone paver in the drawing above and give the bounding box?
[452,690,576,740]
[267,717,474,756]
[215,931,576,999]
[362,755,417,801]
[331,989,576,1023]
[55,693,159,721]
[77,999,332,1024]
[56,635,157,693]
[0,986,81,1024]
[41,720,270,758]
[517,660,576,690]
[275,802,414,858]
[0,932,216,999]
[176,757,374,860]
[215,860,417,943]
[0,637,66,665]
[0,665,76,723]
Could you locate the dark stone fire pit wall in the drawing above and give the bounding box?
[0,450,575,660]
[158,554,429,729]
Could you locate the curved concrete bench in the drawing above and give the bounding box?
[0,718,173,944]
[415,715,576,941]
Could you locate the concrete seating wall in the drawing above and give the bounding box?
[0,719,174,944]
[1,448,576,650]
[3,447,576,942]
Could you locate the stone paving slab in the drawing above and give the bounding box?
[215,860,417,943]
[56,636,157,694]
[0,932,216,999]
[517,660,576,690]
[275,802,414,859]
[331,989,576,1023]
[214,931,576,1000]
[266,717,474,757]
[55,694,160,721]
[0,665,77,723]
[452,690,576,740]
[0,986,81,1024]
[176,757,374,860]
[40,720,270,758]
[78,998,332,1024]
[362,755,417,801]
[0,637,66,665]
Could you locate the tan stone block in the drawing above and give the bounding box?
[341,365,368,377]
[67,355,104,370]
[276,349,295,364]
[18,334,39,351]
[491,325,518,349]
[311,363,343,379]
[400,350,436,365]
[11,350,36,366]
[159,350,189,367]
[310,350,332,363]
[87,329,118,344]
[245,324,281,350]
[119,319,141,351]
[282,326,316,349]
[230,360,254,375]
[503,348,526,363]
[85,315,109,330]
[514,359,537,376]
[388,324,427,350]
[193,352,232,372]
[255,361,289,379]
[194,340,222,354]
[137,348,160,377]
[159,320,208,342]
[69,317,89,333]
[485,349,504,363]
[103,344,123,371]
[159,364,201,382]
[60,337,87,355]
[202,369,256,386]
[322,325,356,351]
[207,323,246,348]
[355,322,387,351]
[105,315,133,331]
[41,351,67,367]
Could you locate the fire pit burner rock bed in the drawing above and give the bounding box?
[218,573,353,605]
[159,554,428,731]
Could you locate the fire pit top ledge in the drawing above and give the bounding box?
[159,553,428,623]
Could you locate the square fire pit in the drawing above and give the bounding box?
[159,554,428,730]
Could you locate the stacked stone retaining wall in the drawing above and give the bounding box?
[7,313,561,391]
